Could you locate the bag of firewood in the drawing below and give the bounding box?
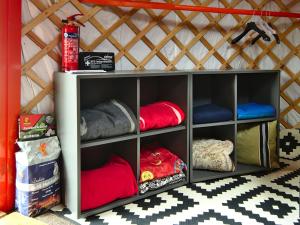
[15,136,61,217]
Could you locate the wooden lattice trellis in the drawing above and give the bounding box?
[21,0,300,128]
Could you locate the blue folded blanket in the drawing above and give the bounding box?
[237,103,275,120]
[193,104,233,124]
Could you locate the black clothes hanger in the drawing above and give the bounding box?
[251,34,262,45]
[251,23,280,45]
[270,24,280,44]
[231,22,271,44]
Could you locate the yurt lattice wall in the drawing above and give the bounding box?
[21,0,300,128]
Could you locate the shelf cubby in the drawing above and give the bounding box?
[192,73,235,123]
[80,139,139,214]
[192,125,235,144]
[79,77,138,146]
[140,75,188,128]
[237,72,280,120]
[80,77,138,116]
[81,139,138,177]
[140,130,188,169]
[139,130,189,195]
[190,124,236,182]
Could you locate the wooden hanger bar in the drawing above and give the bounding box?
[80,0,300,18]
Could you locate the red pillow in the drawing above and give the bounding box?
[140,145,187,183]
[81,155,138,211]
[140,101,185,132]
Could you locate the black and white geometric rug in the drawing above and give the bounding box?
[49,129,300,225]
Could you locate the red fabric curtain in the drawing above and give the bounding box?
[0,0,21,212]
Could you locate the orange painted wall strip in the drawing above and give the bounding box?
[81,0,300,18]
[0,0,21,212]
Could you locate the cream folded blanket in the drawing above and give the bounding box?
[193,139,235,172]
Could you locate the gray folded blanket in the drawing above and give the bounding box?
[80,100,137,141]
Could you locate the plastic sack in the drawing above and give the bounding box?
[16,136,61,217]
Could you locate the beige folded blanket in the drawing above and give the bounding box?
[193,139,235,172]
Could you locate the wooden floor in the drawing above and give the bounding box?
[0,212,48,225]
[0,211,6,218]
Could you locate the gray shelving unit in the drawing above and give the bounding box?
[55,71,189,218]
[190,70,280,182]
[55,70,280,218]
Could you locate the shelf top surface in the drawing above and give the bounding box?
[56,69,280,79]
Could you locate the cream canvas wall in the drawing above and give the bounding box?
[21,0,300,128]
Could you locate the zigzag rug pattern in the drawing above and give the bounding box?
[50,129,300,225]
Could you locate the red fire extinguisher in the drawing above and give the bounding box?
[61,14,84,72]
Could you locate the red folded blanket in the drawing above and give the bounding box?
[81,155,138,211]
[140,145,187,183]
[140,101,185,132]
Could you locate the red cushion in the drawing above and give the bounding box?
[81,155,138,211]
[140,101,185,132]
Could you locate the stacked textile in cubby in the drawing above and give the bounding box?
[139,144,187,194]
